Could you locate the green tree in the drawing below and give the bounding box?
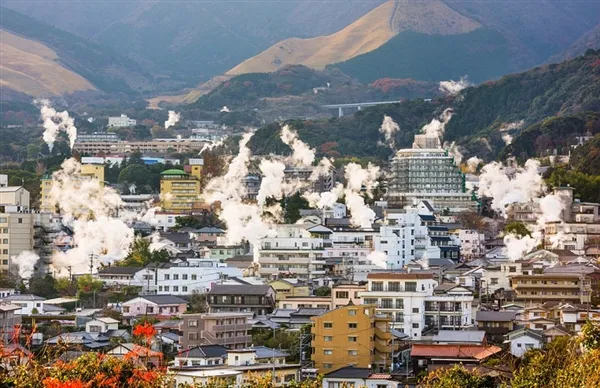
[28,274,58,298]
[118,237,169,267]
[187,290,208,313]
[314,286,331,297]
[118,164,153,191]
[421,364,496,388]
[55,276,77,296]
[283,193,309,224]
[77,274,103,296]
[504,221,532,237]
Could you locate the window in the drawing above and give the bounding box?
[191,274,197,280]
[348,323,357,329]
[348,309,357,316]
[388,282,400,292]
[0,218,6,223]
[348,336,357,342]
[490,278,499,285]
[182,274,188,280]
[2,239,8,244]
[1,259,7,265]
[323,363,333,369]
[323,349,333,355]
[17,218,22,224]
[371,282,383,291]
[173,274,179,280]
[182,286,188,292]
[164,286,170,291]
[147,307,154,314]
[324,336,332,342]
[164,274,170,280]
[509,266,517,273]
[189,320,198,327]
[412,307,419,313]
[412,323,419,328]
[336,291,349,299]
[2,249,7,255]
[348,350,358,356]
[405,282,417,292]
[324,322,333,329]
[188,333,198,340]
[173,286,179,292]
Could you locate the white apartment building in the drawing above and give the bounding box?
[150,260,243,295]
[360,272,474,338]
[458,229,486,260]
[0,204,34,274]
[108,114,136,128]
[257,224,330,279]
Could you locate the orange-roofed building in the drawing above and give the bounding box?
[106,343,163,367]
[410,343,502,375]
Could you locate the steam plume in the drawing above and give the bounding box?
[36,99,77,152]
[199,137,228,155]
[379,115,400,150]
[165,111,180,129]
[439,76,470,96]
[466,156,483,173]
[422,108,453,141]
[280,125,315,166]
[502,133,513,145]
[366,251,388,269]
[14,251,40,280]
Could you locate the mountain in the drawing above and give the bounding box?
[1,0,386,85]
[0,7,154,95]
[249,51,600,161]
[230,0,600,84]
[0,30,96,97]
[550,24,600,62]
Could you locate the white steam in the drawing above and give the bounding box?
[379,115,400,150]
[14,251,40,280]
[439,76,470,96]
[502,133,513,145]
[445,141,463,165]
[199,137,228,155]
[466,156,483,173]
[366,251,388,269]
[165,111,180,129]
[422,108,453,141]
[220,106,230,113]
[36,99,77,152]
[280,125,315,166]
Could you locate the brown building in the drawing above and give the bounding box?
[207,285,276,316]
[476,311,517,344]
[511,273,592,306]
[179,312,253,350]
[310,304,393,373]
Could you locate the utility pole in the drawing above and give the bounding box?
[88,253,96,275]
[67,266,72,283]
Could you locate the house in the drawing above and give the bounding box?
[269,308,328,330]
[96,266,145,288]
[175,344,229,367]
[106,343,162,367]
[0,343,33,370]
[122,295,188,318]
[331,283,365,308]
[193,227,225,244]
[0,294,46,315]
[46,332,112,350]
[411,344,502,375]
[158,232,193,250]
[150,260,243,295]
[0,288,15,298]
[207,285,276,315]
[269,279,309,301]
[321,366,400,388]
[505,327,544,357]
[179,312,252,350]
[277,296,332,310]
[210,246,246,261]
[543,325,572,343]
[476,311,517,344]
[85,317,119,333]
[432,330,487,345]
[0,303,22,340]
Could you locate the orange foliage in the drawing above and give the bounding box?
[43,378,86,388]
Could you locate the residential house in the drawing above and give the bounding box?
[331,283,365,308]
[321,366,400,388]
[432,330,487,345]
[210,246,245,261]
[158,232,193,250]
[122,295,187,318]
[175,344,229,367]
[207,285,276,315]
[193,227,225,244]
[278,296,332,310]
[0,288,15,298]
[0,303,21,341]
[224,255,254,271]
[179,312,253,350]
[269,279,309,301]
[458,229,486,260]
[107,343,162,367]
[85,317,119,333]
[411,344,502,375]
[46,332,112,351]
[476,311,517,344]
[96,266,145,288]
[505,328,544,357]
[0,294,46,315]
[269,308,328,330]
[150,260,243,295]
[311,305,393,373]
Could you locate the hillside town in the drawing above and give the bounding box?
[1,112,599,387]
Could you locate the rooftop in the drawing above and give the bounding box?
[433,330,486,344]
[208,284,272,296]
[160,169,188,176]
[476,311,517,322]
[136,295,188,305]
[367,272,434,280]
[411,344,502,360]
[98,266,144,275]
[323,366,372,379]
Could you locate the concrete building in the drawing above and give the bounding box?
[150,261,243,295]
[269,279,309,301]
[331,283,365,308]
[311,305,393,372]
[207,285,276,316]
[0,204,34,274]
[360,272,474,338]
[73,138,207,155]
[0,175,7,188]
[278,296,332,310]
[257,224,329,279]
[75,132,120,143]
[179,312,253,350]
[511,273,592,306]
[0,187,30,208]
[108,114,136,128]
[458,229,486,260]
[386,145,476,212]
[122,295,188,318]
[159,169,201,213]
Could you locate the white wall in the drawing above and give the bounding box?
[510,335,542,357]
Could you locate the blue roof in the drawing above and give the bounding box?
[419,215,436,221]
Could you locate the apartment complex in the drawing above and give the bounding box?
[73,138,207,155]
[179,312,253,350]
[511,273,592,305]
[360,272,474,338]
[0,187,30,208]
[108,114,136,128]
[386,141,476,212]
[207,285,276,315]
[0,201,34,274]
[311,305,392,372]
[159,169,201,213]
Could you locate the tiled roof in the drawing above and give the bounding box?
[138,295,188,305]
[411,344,502,360]
[369,373,392,380]
[476,311,517,322]
[324,366,372,379]
[208,284,272,296]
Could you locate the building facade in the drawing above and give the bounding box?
[108,114,136,128]
[160,169,201,213]
[179,312,253,350]
[0,204,34,274]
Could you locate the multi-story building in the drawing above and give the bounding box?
[179,312,253,350]
[187,158,203,181]
[311,304,393,372]
[75,132,120,143]
[0,186,30,208]
[278,296,332,310]
[160,169,201,213]
[0,203,34,274]
[257,224,329,279]
[385,143,476,212]
[458,229,486,260]
[149,261,243,295]
[40,164,105,213]
[511,273,592,306]
[73,138,207,155]
[108,114,136,128]
[269,279,310,301]
[331,283,365,308]
[360,272,474,338]
[207,285,276,316]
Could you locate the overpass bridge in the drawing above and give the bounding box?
[323,100,403,117]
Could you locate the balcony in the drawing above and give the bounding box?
[369,286,421,293]
[514,283,580,289]
[373,340,390,353]
[212,323,252,332]
[201,331,252,346]
[375,327,391,341]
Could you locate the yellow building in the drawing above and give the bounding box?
[269,279,310,301]
[311,304,393,373]
[188,158,204,181]
[81,163,105,183]
[160,169,200,213]
[40,164,105,212]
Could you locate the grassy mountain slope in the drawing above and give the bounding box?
[0,6,153,94]
[228,0,481,75]
[550,24,600,62]
[332,29,509,83]
[0,30,96,97]
[570,134,600,175]
[249,51,600,161]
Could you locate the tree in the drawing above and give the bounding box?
[188,290,208,313]
[314,286,331,297]
[420,364,496,388]
[456,211,485,230]
[55,277,77,296]
[77,274,103,296]
[118,237,169,267]
[28,274,58,298]
[283,193,309,224]
[504,221,531,238]
[118,164,153,191]
[200,150,225,188]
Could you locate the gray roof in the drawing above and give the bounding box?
[98,266,143,275]
[226,255,253,262]
[252,346,288,359]
[179,344,228,358]
[159,232,191,244]
[476,311,517,322]
[433,330,486,344]
[422,201,435,212]
[197,226,225,234]
[1,294,45,301]
[139,295,188,305]
[292,308,329,317]
[324,366,372,379]
[208,284,272,296]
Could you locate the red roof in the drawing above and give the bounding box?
[411,344,502,360]
[369,373,392,379]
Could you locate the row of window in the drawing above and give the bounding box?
[158,285,188,292]
[164,274,201,280]
[323,322,358,329]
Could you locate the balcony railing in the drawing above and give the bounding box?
[212,323,252,332]
[369,286,420,292]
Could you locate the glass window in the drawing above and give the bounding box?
[324,322,333,328]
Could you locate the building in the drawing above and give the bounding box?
[75,132,120,143]
[331,283,365,309]
[511,273,592,306]
[160,169,201,213]
[40,164,105,213]
[85,317,120,334]
[150,261,243,295]
[505,327,544,357]
[311,304,393,373]
[193,227,225,244]
[179,312,253,350]
[0,174,7,188]
[410,343,502,375]
[269,308,328,330]
[0,186,30,208]
[188,158,203,180]
[0,204,34,273]
[210,246,246,261]
[0,303,22,341]
[207,285,276,316]
[321,366,400,388]
[106,343,162,367]
[0,294,46,315]
[175,344,229,367]
[73,138,207,155]
[278,296,332,310]
[360,273,474,338]
[108,114,136,128]
[257,224,329,279]
[122,295,187,318]
[432,330,487,345]
[386,144,476,212]
[269,279,310,301]
[476,311,517,343]
[96,267,145,288]
[458,229,486,260]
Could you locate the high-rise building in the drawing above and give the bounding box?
[386,142,476,212]
[159,169,201,213]
[0,202,34,274]
[310,304,393,373]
